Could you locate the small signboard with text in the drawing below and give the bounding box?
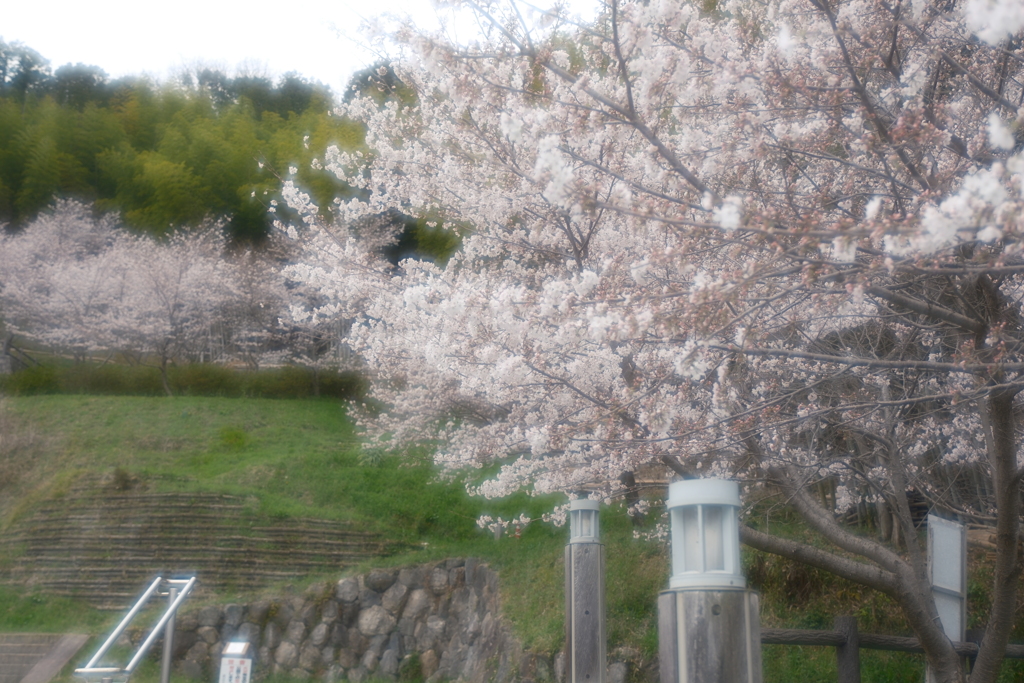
[219,641,253,683]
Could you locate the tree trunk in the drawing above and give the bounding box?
[891,509,901,551]
[877,499,892,542]
[886,445,963,683]
[159,357,173,397]
[771,467,963,682]
[969,390,1022,683]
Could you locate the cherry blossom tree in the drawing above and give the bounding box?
[0,202,243,394]
[106,227,239,394]
[221,244,292,371]
[0,200,362,390]
[280,208,401,389]
[0,200,127,359]
[285,0,1024,680]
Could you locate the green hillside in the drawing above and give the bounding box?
[0,393,1017,682]
[0,394,667,682]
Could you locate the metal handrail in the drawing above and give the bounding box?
[126,578,195,671]
[74,575,197,683]
[82,577,163,670]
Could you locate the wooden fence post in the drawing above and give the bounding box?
[835,616,861,683]
[965,628,984,674]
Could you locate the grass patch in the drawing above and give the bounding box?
[0,585,113,633]
[0,395,668,660]
[5,394,1024,683]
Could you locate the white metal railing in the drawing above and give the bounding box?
[74,576,197,683]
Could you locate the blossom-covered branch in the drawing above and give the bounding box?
[287,0,1024,680]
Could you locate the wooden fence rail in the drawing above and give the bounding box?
[761,617,1024,683]
[2,337,39,372]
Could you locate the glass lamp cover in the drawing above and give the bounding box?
[667,479,745,589]
[569,499,601,543]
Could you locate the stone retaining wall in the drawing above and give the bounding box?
[158,558,561,682]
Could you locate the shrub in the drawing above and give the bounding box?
[169,364,241,396]
[0,362,367,400]
[317,370,369,400]
[0,365,59,395]
[60,364,163,396]
[243,365,312,398]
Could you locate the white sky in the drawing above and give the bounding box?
[3,0,600,94]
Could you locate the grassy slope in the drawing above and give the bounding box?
[2,395,478,534]
[1,395,1022,682]
[0,395,660,682]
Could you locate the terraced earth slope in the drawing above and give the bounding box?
[0,488,397,610]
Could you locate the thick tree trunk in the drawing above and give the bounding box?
[893,564,963,683]
[741,523,962,682]
[764,467,964,682]
[969,390,1022,683]
[881,443,966,682]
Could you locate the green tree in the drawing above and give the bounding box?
[52,63,110,109]
[0,40,52,103]
[0,42,441,251]
[0,96,125,224]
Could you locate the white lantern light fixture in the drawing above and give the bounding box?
[667,479,744,589]
[569,499,601,543]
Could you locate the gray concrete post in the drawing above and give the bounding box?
[565,500,606,683]
[160,585,177,683]
[658,588,762,683]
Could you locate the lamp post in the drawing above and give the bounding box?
[565,499,606,683]
[658,479,762,683]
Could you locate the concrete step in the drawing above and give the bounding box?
[8,539,384,553]
[18,634,90,683]
[2,533,378,550]
[0,633,65,683]
[6,546,386,564]
[0,634,62,645]
[10,514,246,528]
[61,490,245,502]
[4,521,372,540]
[8,570,361,591]
[4,531,380,546]
[31,502,248,514]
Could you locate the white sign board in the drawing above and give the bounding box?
[219,642,252,683]
[927,514,966,640]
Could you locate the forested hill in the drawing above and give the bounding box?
[0,39,372,242]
